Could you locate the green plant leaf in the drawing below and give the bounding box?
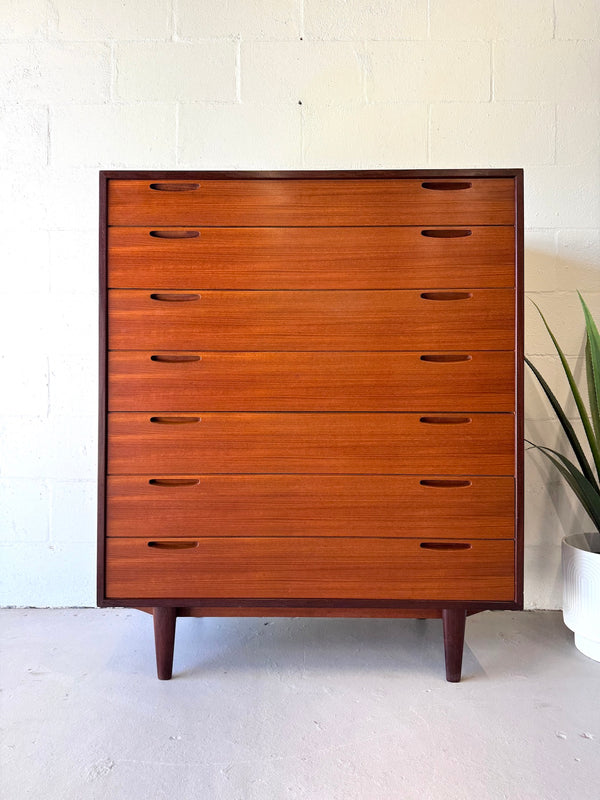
[527,441,600,530]
[585,339,600,443]
[579,292,600,446]
[529,299,600,482]
[525,356,599,491]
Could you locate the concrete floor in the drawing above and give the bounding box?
[1,609,598,800]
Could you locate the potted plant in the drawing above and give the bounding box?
[526,293,600,661]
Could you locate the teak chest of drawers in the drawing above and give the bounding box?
[98,170,524,682]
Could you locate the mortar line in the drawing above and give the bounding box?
[46,474,52,544]
[489,41,494,102]
[235,39,241,102]
[46,354,51,419]
[171,0,177,41]
[109,41,116,103]
[553,104,558,165]
[175,102,180,165]
[426,104,432,166]
[361,39,368,104]
[299,102,305,167]
[45,104,51,167]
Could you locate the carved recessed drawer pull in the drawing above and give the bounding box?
[420,291,473,301]
[150,416,201,424]
[420,354,472,363]
[420,229,472,238]
[149,183,199,191]
[148,478,200,487]
[150,354,202,363]
[419,416,472,425]
[420,542,472,551]
[419,479,472,488]
[149,230,200,239]
[147,540,199,549]
[150,293,200,302]
[421,182,472,191]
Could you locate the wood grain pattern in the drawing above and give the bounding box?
[153,606,176,680]
[107,178,516,226]
[108,226,515,289]
[173,607,444,618]
[105,537,516,601]
[442,607,467,682]
[107,412,515,475]
[108,289,516,351]
[108,350,515,412]
[106,474,515,539]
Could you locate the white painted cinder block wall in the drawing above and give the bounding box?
[0,0,598,608]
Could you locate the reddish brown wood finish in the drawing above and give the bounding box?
[132,599,512,612]
[515,171,525,609]
[108,226,515,289]
[107,178,516,226]
[173,607,444,619]
[153,606,177,680]
[106,537,515,601]
[98,173,108,608]
[99,169,524,682]
[108,289,516,351]
[107,351,515,412]
[442,608,467,682]
[107,411,515,475]
[106,475,515,539]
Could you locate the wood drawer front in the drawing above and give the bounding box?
[104,537,516,601]
[107,226,515,290]
[108,289,516,351]
[107,412,515,475]
[108,351,515,413]
[107,178,516,227]
[107,475,515,539]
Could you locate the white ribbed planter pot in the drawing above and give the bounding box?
[562,533,600,662]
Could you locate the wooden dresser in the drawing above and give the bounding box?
[98,170,523,682]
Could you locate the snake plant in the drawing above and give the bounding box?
[525,293,600,532]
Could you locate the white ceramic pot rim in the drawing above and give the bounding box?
[563,532,600,554]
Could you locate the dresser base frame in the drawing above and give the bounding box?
[117,602,521,682]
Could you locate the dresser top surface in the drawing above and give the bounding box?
[101,168,523,181]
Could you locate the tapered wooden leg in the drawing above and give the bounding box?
[442,608,466,683]
[153,607,177,680]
